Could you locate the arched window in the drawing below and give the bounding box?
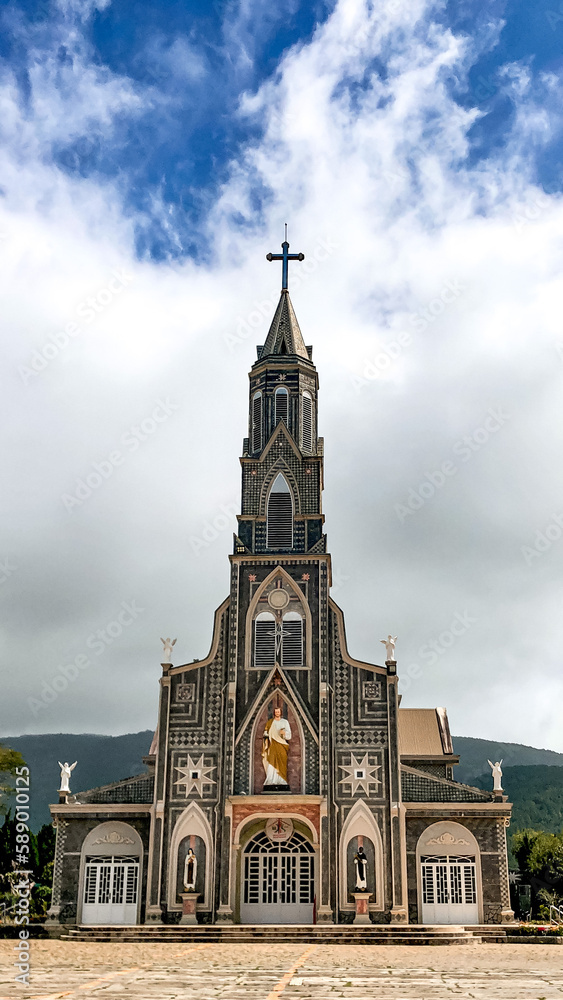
[302,391,313,452]
[254,612,276,668]
[252,391,262,452]
[282,611,303,667]
[267,473,293,550]
[275,386,288,425]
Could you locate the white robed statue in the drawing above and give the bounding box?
[488,759,503,792]
[262,707,292,787]
[58,761,77,793]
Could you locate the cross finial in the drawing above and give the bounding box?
[266,225,305,291]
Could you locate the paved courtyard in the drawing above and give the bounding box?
[1,941,562,1000]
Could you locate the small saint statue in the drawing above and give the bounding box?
[183,847,197,891]
[380,635,397,661]
[488,759,503,792]
[353,845,368,890]
[160,637,177,663]
[58,761,77,793]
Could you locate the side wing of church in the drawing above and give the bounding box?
[48,247,514,928]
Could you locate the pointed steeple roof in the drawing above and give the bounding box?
[260,290,310,360]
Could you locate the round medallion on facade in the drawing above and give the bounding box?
[268,589,290,610]
[265,817,294,843]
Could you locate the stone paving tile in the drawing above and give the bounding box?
[0,942,562,1000]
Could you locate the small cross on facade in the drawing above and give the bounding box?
[266,224,305,290]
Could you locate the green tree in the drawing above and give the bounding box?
[0,744,26,817]
[512,828,563,918]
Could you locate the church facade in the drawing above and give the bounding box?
[49,245,514,927]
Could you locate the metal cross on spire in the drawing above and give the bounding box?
[266,224,305,291]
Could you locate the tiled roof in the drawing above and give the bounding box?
[401,765,492,803]
[74,773,154,805]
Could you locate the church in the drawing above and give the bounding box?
[48,240,514,928]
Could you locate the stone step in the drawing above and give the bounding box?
[66,923,474,934]
[63,925,481,945]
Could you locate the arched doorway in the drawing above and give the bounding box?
[80,822,143,925]
[240,827,315,924]
[417,822,481,924]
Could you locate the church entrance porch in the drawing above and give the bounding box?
[82,855,140,925]
[420,855,479,925]
[415,821,483,925]
[240,828,315,924]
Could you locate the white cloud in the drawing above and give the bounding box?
[1,0,562,752]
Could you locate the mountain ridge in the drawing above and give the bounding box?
[2,731,562,830]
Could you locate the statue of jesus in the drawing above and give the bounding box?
[262,707,292,787]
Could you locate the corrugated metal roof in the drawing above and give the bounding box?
[398,708,447,756]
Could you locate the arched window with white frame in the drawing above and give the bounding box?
[254,612,276,668]
[301,391,313,452]
[281,611,304,667]
[267,473,293,550]
[252,391,262,452]
[275,386,288,425]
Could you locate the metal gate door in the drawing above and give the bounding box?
[241,830,315,924]
[82,855,139,925]
[421,855,479,924]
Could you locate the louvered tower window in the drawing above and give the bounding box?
[302,391,313,452]
[275,386,288,425]
[282,612,304,667]
[254,612,276,667]
[267,473,293,549]
[252,391,262,452]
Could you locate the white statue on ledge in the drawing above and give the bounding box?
[380,635,397,661]
[160,637,177,663]
[488,759,503,792]
[58,761,77,793]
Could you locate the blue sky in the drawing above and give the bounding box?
[1,0,563,749]
[2,0,563,260]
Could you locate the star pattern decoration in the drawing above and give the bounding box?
[301,573,310,581]
[277,373,287,381]
[339,753,381,796]
[175,755,216,797]
[249,574,257,582]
